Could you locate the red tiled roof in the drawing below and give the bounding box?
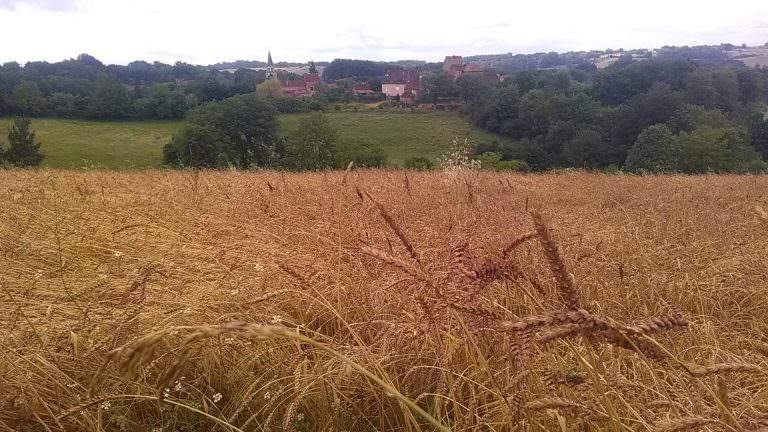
[405,82,419,91]
[402,90,415,99]
[384,69,420,84]
[284,80,306,88]
[303,73,320,83]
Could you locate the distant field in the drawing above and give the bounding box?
[279,111,508,165]
[1,112,507,168]
[0,118,181,169]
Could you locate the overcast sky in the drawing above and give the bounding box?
[1,0,767,65]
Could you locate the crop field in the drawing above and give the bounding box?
[1,170,768,431]
[0,113,506,169]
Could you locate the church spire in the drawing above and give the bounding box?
[266,51,276,80]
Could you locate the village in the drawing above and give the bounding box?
[263,52,506,108]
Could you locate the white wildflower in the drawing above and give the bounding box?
[230,288,240,296]
[296,413,305,422]
[112,250,123,258]
[212,392,223,403]
[253,263,265,272]
[264,391,272,400]
[223,337,235,345]
[163,388,170,398]
[173,380,182,392]
[99,401,111,410]
[270,315,282,324]
[98,273,107,280]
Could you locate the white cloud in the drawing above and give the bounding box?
[0,0,766,65]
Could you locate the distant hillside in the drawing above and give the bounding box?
[209,60,330,70]
[464,43,768,72]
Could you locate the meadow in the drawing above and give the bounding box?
[1,169,767,431]
[0,112,506,169]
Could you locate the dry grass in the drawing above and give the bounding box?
[1,169,768,431]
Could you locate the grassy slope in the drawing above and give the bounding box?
[0,118,181,169]
[279,111,507,166]
[1,112,506,169]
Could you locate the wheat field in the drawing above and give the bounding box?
[1,169,767,432]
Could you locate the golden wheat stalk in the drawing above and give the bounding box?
[530,212,582,310]
[658,416,721,432]
[365,192,421,263]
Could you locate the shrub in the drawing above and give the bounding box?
[404,156,434,170]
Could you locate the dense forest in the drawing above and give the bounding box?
[0,54,274,120]
[451,59,768,172]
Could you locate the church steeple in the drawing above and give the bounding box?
[266,51,276,80]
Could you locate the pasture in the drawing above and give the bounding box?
[1,169,767,431]
[0,112,507,169]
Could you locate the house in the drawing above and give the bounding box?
[442,55,485,80]
[281,73,324,97]
[303,73,321,93]
[400,89,416,105]
[282,80,310,97]
[353,83,376,96]
[443,55,463,74]
[382,69,421,98]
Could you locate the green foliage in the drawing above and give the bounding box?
[283,112,339,170]
[336,139,387,168]
[164,94,279,168]
[625,124,680,172]
[404,156,434,170]
[3,118,44,167]
[87,73,133,119]
[134,84,191,119]
[48,92,84,118]
[257,80,282,98]
[163,123,228,168]
[11,81,45,116]
[677,127,762,173]
[477,152,529,171]
[419,73,460,103]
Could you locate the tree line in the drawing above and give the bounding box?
[455,58,768,172]
[0,54,271,120]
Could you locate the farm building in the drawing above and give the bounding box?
[382,69,421,98]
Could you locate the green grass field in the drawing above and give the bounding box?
[0,118,181,169]
[0,112,508,169]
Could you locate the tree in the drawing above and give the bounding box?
[256,79,282,98]
[162,123,229,168]
[164,94,279,168]
[4,118,44,167]
[48,92,83,118]
[677,127,762,173]
[419,73,460,103]
[684,70,718,108]
[625,124,680,172]
[11,80,45,115]
[336,139,386,168]
[477,152,529,170]
[404,156,434,170]
[87,73,132,119]
[309,61,318,74]
[284,112,338,170]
